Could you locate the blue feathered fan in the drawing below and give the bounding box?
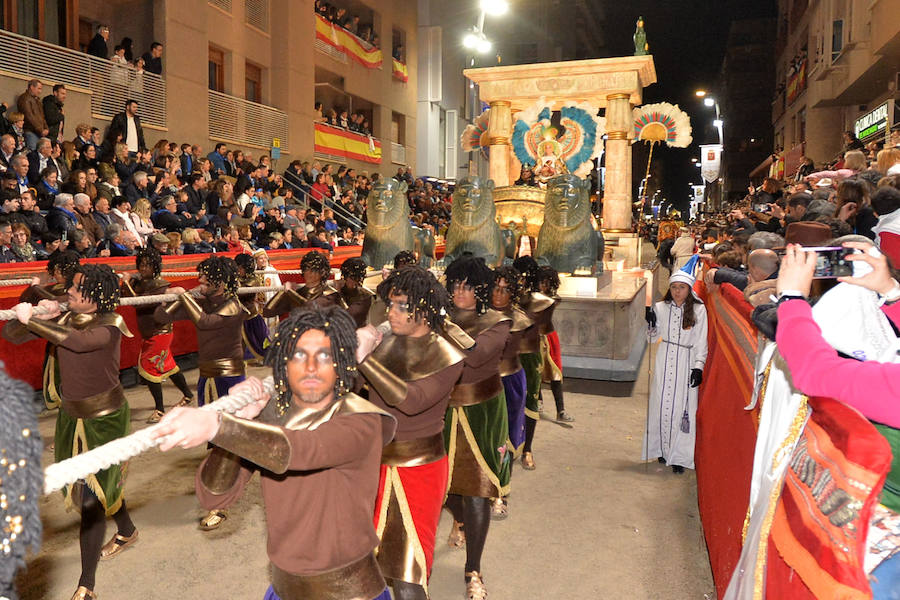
[511,99,605,177]
[459,109,491,159]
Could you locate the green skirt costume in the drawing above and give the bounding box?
[873,422,900,512]
[520,351,542,420]
[55,402,131,515]
[444,392,512,498]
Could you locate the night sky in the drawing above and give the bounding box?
[600,0,778,212]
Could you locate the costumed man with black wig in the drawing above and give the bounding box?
[153,306,397,600]
[488,265,533,518]
[18,249,80,410]
[154,255,250,530]
[357,265,467,600]
[512,256,556,470]
[338,256,376,329]
[536,265,573,422]
[121,246,194,424]
[234,252,270,364]
[4,264,137,600]
[443,255,512,600]
[263,250,347,317]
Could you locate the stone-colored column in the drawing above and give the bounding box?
[486,100,512,187]
[602,93,634,232]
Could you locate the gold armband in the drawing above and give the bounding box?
[358,356,408,407]
[211,413,292,474]
[199,447,244,495]
[178,293,204,324]
[25,317,72,346]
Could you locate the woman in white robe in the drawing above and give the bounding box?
[643,265,708,471]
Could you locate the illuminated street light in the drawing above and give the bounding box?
[476,37,492,53]
[481,0,509,15]
[713,118,723,128]
[703,97,715,107]
[691,157,698,163]
[695,90,707,97]
[463,32,479,48]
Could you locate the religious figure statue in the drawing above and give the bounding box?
[361,178,414,269]
[634,16,648,56]
[535,174,602,274]
[442,176,505,266]
[535,139,568,187]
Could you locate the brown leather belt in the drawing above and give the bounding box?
[271,552,386,600]
[199,357,246,378]
[62,384,125,419]
[381,433,445,467]
[499,355,523,377]
[449,374,502,407]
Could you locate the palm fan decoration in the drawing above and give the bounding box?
[512,98,605,177]
[632,102,693,208]
[460,109,491,159]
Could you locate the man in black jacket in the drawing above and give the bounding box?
[86,25,110,59]
[184,173,207,213]
[151,195,185,232]
[141,43,163,75]
[42,85,66,142]
[45,193,78,239]
[107,100,145,157]
[16,190,47,241]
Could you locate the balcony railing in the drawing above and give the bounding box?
[391,142,406,165]
[0,28,166,128]
[208,89,289,152]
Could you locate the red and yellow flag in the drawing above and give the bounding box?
[315,14,384,69]
[314,123,382,164]
[392,59,409,82]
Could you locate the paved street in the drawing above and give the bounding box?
[19,347,714,599]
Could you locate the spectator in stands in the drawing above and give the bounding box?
[130,198,156,242]
[338,109,349,129]
[72,123,92,153]
[42,84,66,142]
[16,79,48,151]
[180,144,202,175]
[141,42,164,75]
[108,99,145,157]
[86,24,110,59]
[0,134,14,172]
[108,196,140,246]
[73,193,103,245]
[10,156,29,195]
[124,170,152,206]
[50,140,68,182]
[807,150,867,183]
[27,137,53,185]
[100,223,132,257]
[46,193,77,239]
[92,196,114,231]
[836,179,876,239]
[5,112,25,152]
[311,173,331,202]
[10,222,43,262]
[314,102,326,123]
[151,195,185,232]
[207,142,227,177]
[36,168,60,208]
[393,44,404,61]
[61,168,87,198]
[73,143,100,172]
[119,36,134,61]
[0,218,18,262]
[17,190,47,241]
[337,226,355,246]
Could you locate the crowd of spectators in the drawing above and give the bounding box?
[0,73,459,264]
[85,24,164,76]
[313,102,372,137]
[314,0,381,50]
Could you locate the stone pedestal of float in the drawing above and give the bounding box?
[556,274,647,381]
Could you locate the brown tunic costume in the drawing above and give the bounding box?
[121,276,172,338]
[262,283,347,318]
[195,393,396,600]
[495,305,533,377]
[337,282,375,329]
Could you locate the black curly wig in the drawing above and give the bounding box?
[300,250,331,276]
[492,265,523,306]
[513,255,540,293]
[340,257,367,283]
[445,254,494,314]
[197,256,239,297]
[393,250,416,268]
[46,250,81,284]
[376,265,450,331]
[135,246,162,278]
[75,264,121,313]
[264,305,358,416]
[537,265,560,296]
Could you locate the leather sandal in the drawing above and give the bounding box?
[146,410,164,424]
[447,519,465,548]
[199,509,227,531]
[556,411,575,423]
[71,586,97,600]
[465,571,488,600]
[490,497,508,520]
[99,529,138,560]
[521,451,536,470]
[176,396,193,408]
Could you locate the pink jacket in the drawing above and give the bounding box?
[776,299,900,428]
[807,168,857,182]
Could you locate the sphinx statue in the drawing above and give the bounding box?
[443,176,505,266]
[361,178,413,269]
[535,174,603,274]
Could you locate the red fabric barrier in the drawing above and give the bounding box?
[695,281,891,598]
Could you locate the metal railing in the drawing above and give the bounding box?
[0,28,167,128]
[280,169,365,231]
[314,38,349,64]
[208,89,289,152]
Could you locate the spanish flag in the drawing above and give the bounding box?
[315,14,384,69]
[392,59,409,83]
[314,123,382,164]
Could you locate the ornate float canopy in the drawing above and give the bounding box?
[632,102,692,147]
[511,98,606,177]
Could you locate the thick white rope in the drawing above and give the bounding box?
[160,269,314,277]
[0,278,36,287]
[42,376,276,495]
[0,286,286,320]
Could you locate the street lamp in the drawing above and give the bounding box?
[481,0,509,15]
[695,90,707,98]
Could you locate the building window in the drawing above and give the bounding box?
[245,62,262,104]
[209,47,225,92]
[831,19,843,62]
[245,0,268,32]
[209,0,232,12]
